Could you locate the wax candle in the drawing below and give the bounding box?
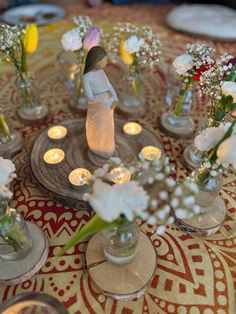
[141,146,162,161]
[110,167,131,184]
[69,168,91,188]
[43,149,65,165]
[47,126,67,140]
[123,122,142,137]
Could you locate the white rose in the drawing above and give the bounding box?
[0,157,16,199]
[124,35,145,54]
[221,81,236,103]
[173,54,194,76]
[61,28,82,51]
[194,123,231,152]
[217,135,236,165]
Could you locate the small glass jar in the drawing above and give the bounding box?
[57,50,79,91]
[0,200,33,261]
[119,66,145,115]
[0,106,23,158]
[175,170,226,236]
[17,72,48,123]
[102,220,139,266]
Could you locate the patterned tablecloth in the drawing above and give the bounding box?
[1,3,236,314]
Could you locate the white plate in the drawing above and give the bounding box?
[166,4,236,41]
[2,4,65,26]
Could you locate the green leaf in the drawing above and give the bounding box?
[0,114,10,136]
[56,214,116,256]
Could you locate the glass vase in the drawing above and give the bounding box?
[175,170,226,236]
[57,50,78,92]
[73,71,87,111]
[0,200,33,261]
[161,85,195,139]
[102,220,139,265]
[17,72,48,123]
[183,119,221,170]
[119,67,145,116]
[0,106,22,158]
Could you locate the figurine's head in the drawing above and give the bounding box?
[84,46,108,74]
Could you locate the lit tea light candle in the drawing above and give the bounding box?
[141,146,162,161]
[69,168,91,188]
[47,126,67,140]
[43,149,65,166]
[110,167,131,184]
[123,122,142,137]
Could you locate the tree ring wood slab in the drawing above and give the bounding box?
[0,222,48,285]
[30,118,163,209]
[86,231,157,301]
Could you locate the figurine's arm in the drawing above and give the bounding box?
[104,74,118,102]
[83,76,108,104]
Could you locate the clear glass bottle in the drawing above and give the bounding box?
[175,170,226,236]
[17,72,48,123]
[0,106,22,158]
[102,220,139,265]
[119,66,145,115]
[0,200,33,261]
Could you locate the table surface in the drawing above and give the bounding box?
[1,3,236,314]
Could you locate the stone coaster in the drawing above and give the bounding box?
[86,232,157,301]
[0,222,49,285]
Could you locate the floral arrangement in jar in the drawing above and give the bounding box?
[200,54,236,126]
[61,16,102,109]
[104,22,161,112]
[0,157,33,260]
[177,120,236,235]
[172,43,215,116]
[58,155,199,262]
[0,24,47,122]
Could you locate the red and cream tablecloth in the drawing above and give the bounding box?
[0,3,236,314]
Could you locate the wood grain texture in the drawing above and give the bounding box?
[30,118,163,209]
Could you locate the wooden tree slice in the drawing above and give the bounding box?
[30,118,163,209]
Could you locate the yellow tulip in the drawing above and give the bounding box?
[119,39,134,65]
[23,24,38,54]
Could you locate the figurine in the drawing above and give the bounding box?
[83,46,118,159]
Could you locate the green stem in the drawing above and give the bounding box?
[174,78,193,116]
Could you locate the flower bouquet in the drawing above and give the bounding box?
[0,157,32,260]
[61,16,101,110]
[104,23,161,114]
[58,155,199,261]
[0,24,48,123]
[184,54,236,169]
[177,120,236,236]
[161,43,215,139]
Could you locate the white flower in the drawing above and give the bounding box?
[217,135,236,165]
[194,123,230,151]
[61,28,82,51]
[221,81,236,103]
[0,157,16,199]
[86,180,149,222]
[173,54,194,76]
[123,35,144,54]
[156,225,166,235]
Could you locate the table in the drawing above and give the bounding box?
[1,3,236,313]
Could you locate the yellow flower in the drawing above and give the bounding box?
[23,24,38,54]
[119,39,134,65]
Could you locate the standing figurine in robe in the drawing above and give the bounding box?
[83,46,118,159]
